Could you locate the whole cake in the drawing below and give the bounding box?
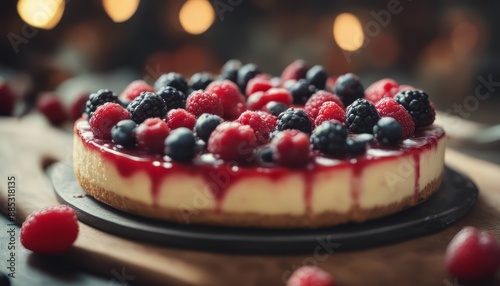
[74,60,445,228]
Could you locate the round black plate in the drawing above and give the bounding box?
[48,163,478,254]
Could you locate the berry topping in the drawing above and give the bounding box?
[165,127,196,162]
[398,84,415,92]
[90,103,130,139]
[256,110,278,130]
[154,72,188,94]
[345,98,380,134]
[314,101,346,127]
[266,101,288,117]
[127,91,168,124]
[247,88,293,111]
[207,122,257,163]
[286,266,335,286]
[189,72,213,90]
[271,130,311,167]
[365,78,399,103]
[111,119,137,148]
[135,118,170,153]
[289,79,316,105]
[346,135,372,156]
[306,65,328,90]
[276,108,312,134]
[20,205,79,255]
[305,90,345,119]
[156,86,186,111]
[311,120,347,155]
[236,110,272,145]
[445,227,500,282]
[394,90,435,128]
[70,93,90,121]
[166,108,196,130]
[258,146,273,163]
[334,73,365,107]
[237,63,260,92]
[206,80,246,120]
[36,93,68,125]
[373,117,403,145]
[245,77,273,96]
[119,80,154,102]
[85,89,119,118]
[0,82,16,116]
[186,90,224,117]
[280,59,309,85]
[194,113,223,142]
[375,97,415,139]
[219,59,241,83]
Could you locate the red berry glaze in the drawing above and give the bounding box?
[135,118,170,153]
[166,108,196,130]
[365,78,399,103]
[20,205,79,255]
[256,110,278,130]
[280,59,309,85]
[89,103,130,139]
[206,80,246,120]
[445,226,500,282]
[271,130,311,167]
[0,82,16,116]
[70,93,90,121]
[314,101,346,127]
[247,88,293,111]
[36,93,68,125]
[287,266,335,286]
[236,111,272,145]
[119,80,154,102]
[207,122,257,163]
[186,90,224,118]
[305,91,345,119]
[375,97,415,139]
[245,77,273,96]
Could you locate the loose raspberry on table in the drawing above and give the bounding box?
[393,89,435,128]
[36,93,68,125]
[245,77,273,96]
[135,118,170,153]
[20,205,79,255]
[311,120,347,156]
[127,91,168,124]
[365,78,399,104]
[305,90,345,119]
[156,86,186,111]
[280,59,309,85]
[276,108,312,134]
[236,111,272,145]
[166,108,196,130]
[207,122,257,163]
[271,130,311,168]
[286,266,335,286]
[247,88,293,111]
[314,101,346,127]
[334,73,365,107]
[375,97,415,139]
[85,89,119,118]
[205,80,246,120]
[119,80,154,102]
[89,103,130,139]
[186,90,224,118]
[345,98,380,134]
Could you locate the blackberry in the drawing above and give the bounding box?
[311,121,347,155]
[156,86,186,111]
[276,108,312,134]
[237,63,260,93]
[306,65,327,90]
[189,72,213,90]
[111,120,137,148]
[85,89,119,118]
[373,117,402,145]
[154,72,188,94]
[345,98,380,134]
[194,113,223,142]
[288,79,316,105]
[334,73,365,107]
[165,127,196,162]
[127,92,168,124]
[393,90,435,127]
[265,101,288,117]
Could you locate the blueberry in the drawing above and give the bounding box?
[156,86,186,111]
[334,73,365,107]
[265,101,288,117]
[219,59,241,83]
[154,72,188,94]
[259,147,274,163]
[237,63,260,93]
[306,65,327,90]
[288,79,316,105]
[346,137,368,156]
[189,72,213,90]
[373,117,403,145]
[194,113,223,142]
[111,120,137,148]
[165,127,196,162]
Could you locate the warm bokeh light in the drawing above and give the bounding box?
[179,0,215,35]
[17,0,65,30]
[102,0,140,23]
[333,13,364,52]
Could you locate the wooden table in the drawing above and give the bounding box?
[1,116,499,286]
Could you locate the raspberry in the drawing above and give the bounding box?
[0,82,16,116]
[247,88,293,111]
[345,98,380,134]
[305,91,345,119]
[166,108,196,130]
[237,63,260,93]
[111,119,137,148]
[266,101,288,117]
[119,80,154,102]
[194,113,223,142]
[375,97,415,139]
[314,101,346,127]
[154,72,188,94]
[89,103,130,139]
[373,117,403,145]
[165,127,196,162]
[207,122,257,163]
[286,266,335,286]
[156,86,186,111]
[236,111,272,145]
[135,118,170,153]
[127,92,168,123]
[445,227,500,282]
[189,72,213,90]
[394,90,435,128]
[276,108,312,134]
[365,78,399,103]
[280,59,309,85]
[85,89,119,118]
[245,77,273,96]
[334,73,365,107]
[311,120,347,155]
[255,110,278,130]
[36,93,68,125]
[186,90,224,118]
[288,79,316,105]
[271,130,311,167]
[20,205,79,255]
[69,93,90,121]
[205,80,245,120]
[306,65,328,90]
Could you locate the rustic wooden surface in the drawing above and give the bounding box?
[0,116,499,286]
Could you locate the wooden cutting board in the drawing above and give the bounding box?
[1,116,499,286]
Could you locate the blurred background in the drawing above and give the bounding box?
[1,0,500,124]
